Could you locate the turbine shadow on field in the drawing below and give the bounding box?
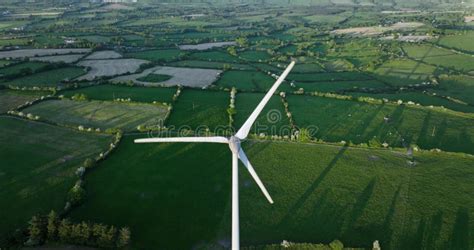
[374,184,403,248]
[346,178,376,230]
[278,145,348,226]
[448,207,470,250]
[346,103,384,143]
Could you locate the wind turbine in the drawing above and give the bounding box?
[135,61,295,249]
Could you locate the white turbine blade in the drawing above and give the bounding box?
[238,148,274,204]
[235,61,295,139]
[134,136,229,144]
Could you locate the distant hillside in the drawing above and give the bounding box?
[137,0,473,7]
[3,0,473,8]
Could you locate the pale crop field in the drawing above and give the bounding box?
[113,66,222,87]
[84,50,122,60]
[30,54,85,63]
[77,58,148,80]
[0,49,91,59]
[23,99,169,131]
[179,41,237,51]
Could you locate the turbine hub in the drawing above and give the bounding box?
[228,136,241,154]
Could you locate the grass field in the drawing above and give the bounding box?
[350,91,474,114]
[239,50,272,62]
[0,116,111,239]
[23,99,169,131]
[287,72,373,83]
[438,31,474,52]
[296,79,387,92]
[374,59,438,86]
[137,73,172,83]
[3,67,86,87]
[215,70,287,91]
[166,89,229,132]
[190,51,240,63]
[287,94,474,154]
[0,62,49,78]
[0,89,50,113]
[60,84,177,103]
[435,75,474,105]
[169,60,255,70]
[0,20,29,31]
[234,92,290,134]
[0,38,30,47]
[291,63,326,73]
[403,44,474,73]
[69,136,474,249]
[125,49,183,62]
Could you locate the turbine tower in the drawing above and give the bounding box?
[135,61,295,249]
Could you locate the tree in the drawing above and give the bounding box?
[329,239,344,250]
[68,185,86,206]
[70,223,82,244]
[47,210,59,241]
[227,46,237,56]
[83,158,95,169]
[297,128,312,143]
[236,37,248,48]
[26,215,44,246]
[97,225,116,248]
[78,222,91,245]
[117,227,131,248]
[92,223,107,247]
[58,219,71,242]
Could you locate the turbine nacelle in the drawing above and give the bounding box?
[228,136,241,154]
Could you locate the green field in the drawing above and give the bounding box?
[126,49,183,62]
[374,59,438,86]
[70,136,474,249]
[438,31,474,52]
[0,89,51,113]
[169,60,255,70]
[349,91,474,114]
[60,84,177,103]
[23,99,169,131]
[403,44,474,73]
[287,72,373,83]
[287,94,474,154]
[239,50,272,62]
[190,51,240,63]
[137,73,172,83]
[3,67,86,87]
[0,38,30,47]
[0,61,49,78]
[296,79,387,92]
[0,116,111,239]
[234,92,290,134]
[434,75,474,105]
[0,20,30,31]
[167,89,229,132]
[215,70,288,91]
[291,63,326,73]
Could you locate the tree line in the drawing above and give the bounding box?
[25,210,131,248]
